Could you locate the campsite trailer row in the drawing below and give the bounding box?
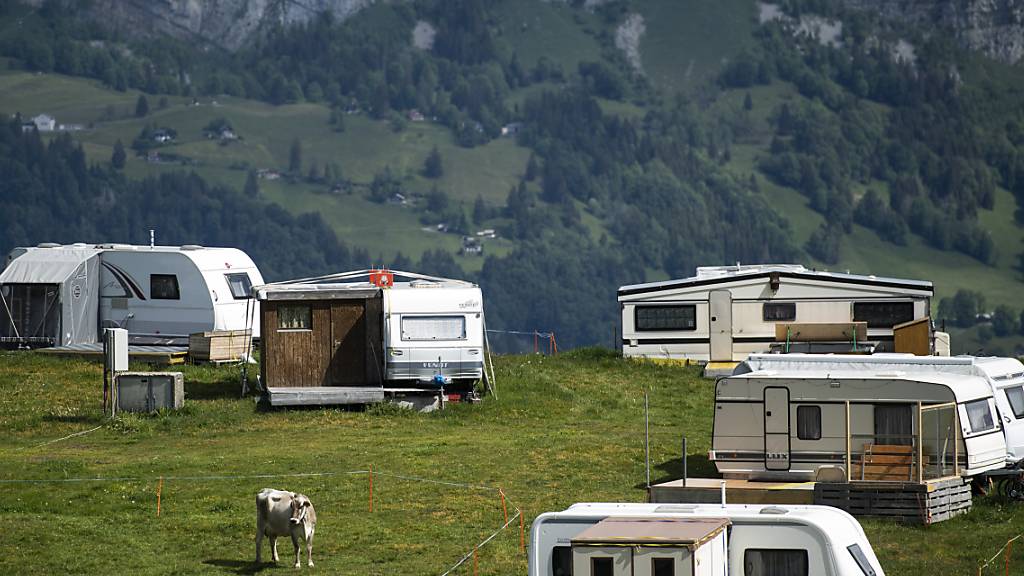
[618,264,938,363]
[254,271,486,394]
[0,243,263,347]
[529,502,885,576]
[710,354,1024,482]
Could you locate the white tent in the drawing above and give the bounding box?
[0,246,101,346]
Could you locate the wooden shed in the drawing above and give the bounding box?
[257,284,384,389]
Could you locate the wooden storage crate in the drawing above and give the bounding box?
[189,329,252,362]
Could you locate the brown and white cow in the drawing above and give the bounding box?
[255,488,317,568]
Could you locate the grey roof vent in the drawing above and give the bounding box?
[37,242,61,248]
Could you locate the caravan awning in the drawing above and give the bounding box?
[253,282,381,301]
[0,248,102,284]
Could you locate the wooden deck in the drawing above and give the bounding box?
[649,476,971,524]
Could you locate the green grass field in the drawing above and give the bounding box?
[1,351,1023,574]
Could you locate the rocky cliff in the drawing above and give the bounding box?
[841,0,1024,64]
[28,0,377,50]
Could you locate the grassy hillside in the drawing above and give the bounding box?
[0,66,527,268]
[1,351,1023,574]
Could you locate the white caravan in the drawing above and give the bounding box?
[1,243,263,346]
[618,264,935,362]
[710,354,1007,481]
[529,502,885,576]
[383,279,485,386]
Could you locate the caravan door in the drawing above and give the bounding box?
[764,387,791,471]
[709,290,732,362]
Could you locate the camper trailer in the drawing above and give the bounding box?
[0,243,263,347]
[618,264,937,363]
[710,354,1008,482]
[529,502,885,576]
[254,270,487,399]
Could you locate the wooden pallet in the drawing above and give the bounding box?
[188,330,252,362]
[814,477,970,524]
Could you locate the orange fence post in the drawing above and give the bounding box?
[552,333,558,355]
[534,331,538,354]
[520,509,526,552]
[369,466,374,513]
[473,547,478,576]
[156,476,163,517]
[500,488,508,524]
[1006,540,1012,576]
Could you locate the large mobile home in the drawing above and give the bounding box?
[710,354,1008,482]
[618,264,934,362]
[254,270,486,395]
[529,502,885,576]
[0,243,263,347]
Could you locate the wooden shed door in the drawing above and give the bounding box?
[329,302,366,385]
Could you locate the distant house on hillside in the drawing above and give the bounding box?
[501,122,523,137]
[22,114,56,133]
[461,237,483,255]
[407,109,425,122]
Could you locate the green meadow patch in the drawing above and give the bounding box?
[1,351,1023,574]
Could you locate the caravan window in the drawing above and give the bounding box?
[965,399,995,433]
[853,301,915,328]
[1005,386,1024,419]
[591,557,613,576]
[150,274,180,300]
[743,549,808,576]
[635,305,696,331]
[401,316,466,341]
[225,273,253,299]
[552,546,572,576]
[278,305,312,330]
[797,406,821,440]
[763,302,796,321]
[652,557,675,576]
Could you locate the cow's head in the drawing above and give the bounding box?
[289,493,312,525]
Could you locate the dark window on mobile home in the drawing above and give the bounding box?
[652,557,675,576]
[150,274,180,300]
[763,302,796,321]
[591,557,613,576]
[635,305,697,331]
[552,546,572,576]
[743,549,809,576]
[797,405,821,440]
[853,302,915,328]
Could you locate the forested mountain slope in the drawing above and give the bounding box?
[1,0,1023,352]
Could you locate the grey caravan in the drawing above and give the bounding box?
[710,354,1007,481]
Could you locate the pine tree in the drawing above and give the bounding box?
[244,169,260,198]
[289,138,302,174]
[424,146,444,179]
[472,195,487,224]
[111,139,126,169]
[524,153,538,181]
[135,94,149,118]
